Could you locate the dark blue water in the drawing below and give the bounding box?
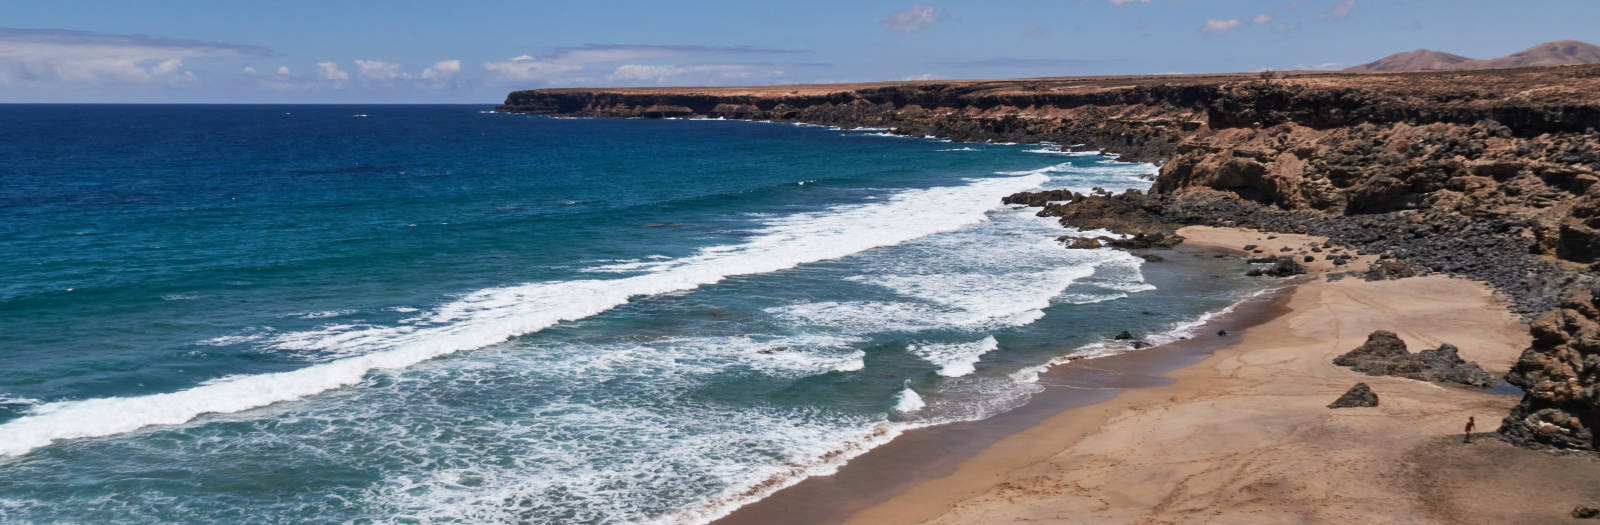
[0,105,1260,523]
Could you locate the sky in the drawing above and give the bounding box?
[2,0,1597,103]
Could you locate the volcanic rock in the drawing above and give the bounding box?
[1246,256,1307,277]
[1327,383,1380,409]
[1333,331,1495,387]
[1365,259,1419,281]
[1501,285,1600,450]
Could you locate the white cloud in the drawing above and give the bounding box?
[1281,62,1346,70]
[1253,13,1273,24]
[1321,0,1356,21]
[483,44,798,85]
[420,59,460,80]
[903,73,935,80]
[316,61,348,86]
[483,54,582,83]
[242,65,256,74]
[606,63,787,85]
[353,59,406,80]
[1202,18,1242,33]
[275,65,290,75]
[881,5,939,33]
[0,28,269,86]
[1109,0,1151,5]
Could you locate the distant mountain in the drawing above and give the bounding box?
[1345,40,1600,72]
[1469,40,1600,69]
[1344,49,1474,72]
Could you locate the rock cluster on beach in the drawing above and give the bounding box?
[1244,256,1306,277]
[1333,330,1496,388]
[1327,383,1380,409]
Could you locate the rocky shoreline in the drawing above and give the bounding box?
[499,66,1600,451]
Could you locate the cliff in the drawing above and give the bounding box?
[500,65,1600,451]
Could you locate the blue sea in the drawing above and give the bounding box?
[0,105,1260,523]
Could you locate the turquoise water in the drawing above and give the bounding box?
[0,105,1259,523]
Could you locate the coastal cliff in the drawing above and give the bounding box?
[499,66,1600,451]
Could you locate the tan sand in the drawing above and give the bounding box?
[843,226,1600,524]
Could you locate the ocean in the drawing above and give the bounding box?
[0,104,1261,523]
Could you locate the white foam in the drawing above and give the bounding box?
[0,173,1049,457]
[296,309,357,319]
[0,396,41,407]
[893,383,925,412]
[1008,287,1275,384]
[937,147,978,152]
[908,335,998,377]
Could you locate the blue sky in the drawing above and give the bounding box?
[2,0,1596,103]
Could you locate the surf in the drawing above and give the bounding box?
[0,172,1050,457]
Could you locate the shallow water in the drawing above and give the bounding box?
[0,105,1261,523]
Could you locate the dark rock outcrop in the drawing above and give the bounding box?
[1501,285,1600,450]
[1058,236,1103,249]
[1576,504,1600,519]
[1245,256,1307,277]
[1364,259,1420,281]
[1333,331,1495,387]
[1328,383,1380,408]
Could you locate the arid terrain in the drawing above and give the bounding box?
[502,64,1600,521]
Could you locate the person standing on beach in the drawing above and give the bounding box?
[1464,416,1476,443]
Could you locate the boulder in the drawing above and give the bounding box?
[1059,236,1103,249]
[1327,383,1380,409]
[1333,331,1495,387]
[1114,331,1134,340]
[1247,256,1307,277]
[1575,504,1600,519]
[1334,330,1410,366]
[1413,344,1496,387]
[1365,259,1419,281]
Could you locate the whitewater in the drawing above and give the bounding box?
[0,173,1050,457]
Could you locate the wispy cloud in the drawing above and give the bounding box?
[0,28,271,86]
[1202,18,1242,33]
[482,44,802,85]
[250,58,461,91]
[1319,0,1356,21]
[881,5,941,33]
[1109,0,1151,5]
[933,57,1120,69]
[1272,61,1346,71]
[315,61,348,83]
[607,63,786,84]
[353,59,404,80]
[1253,13,1273,24]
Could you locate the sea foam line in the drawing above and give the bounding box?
[0,173,1050,457]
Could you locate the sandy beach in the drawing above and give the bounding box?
[790,226,1600,524]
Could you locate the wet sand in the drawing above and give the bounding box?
[721,226,1600,524]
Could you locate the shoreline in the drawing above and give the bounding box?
[833,227,1600,524]
[713,240,1292,524]
[717,225,1600,524]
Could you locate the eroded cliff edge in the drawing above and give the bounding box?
[499,66,1600,451]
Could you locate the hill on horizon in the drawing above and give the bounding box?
[1345,40,1600,72]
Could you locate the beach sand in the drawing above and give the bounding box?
[824,226,1600,524]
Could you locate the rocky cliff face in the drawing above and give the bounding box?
[500,65,1600,451]
[1503,285,1600,449]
